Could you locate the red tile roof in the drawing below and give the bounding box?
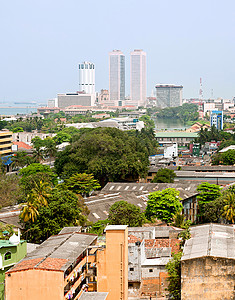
[7,257,68,273]
[7,258,43,273]
[13,141,32,150]
[145,238,180,254]
[37,257,68,271]
[128,234,142,244]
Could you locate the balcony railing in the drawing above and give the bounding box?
[64,256,86,286]
[64,272,85,300]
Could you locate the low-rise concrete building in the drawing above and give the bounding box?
[5,225,128,300]
[147,166,235,186]
[128,227,181,298]
[182,224,235,300]
[0,232,27,299]
[155,132,198,147]
[12,132,55,145]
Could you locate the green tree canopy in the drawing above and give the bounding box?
[108,201,145,227]
[152,168,176,183]
[212,149,235,165]
[139,115,155,129]
[54,127,150,185]
[0,173,22,207]
[89,219,109,236]
[21,188,87,243]
[12,126,24,133]
[204,197,226,223]
[31,136,44,150]
[62,173,100,196]
[196,182,222,219]
[222,192,235,224]
[19,163,57,196]
[157,103,199,123]
[0,120,7,130]
[11,151,33,169]
[145,188,183,223]
[165,252,182,300]
[43,137,57,162]
[53,131,71,145]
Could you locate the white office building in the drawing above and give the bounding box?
[130,49,146,107]
[109,50,125,106]
[78,61,95,94]
[57,92,95,109]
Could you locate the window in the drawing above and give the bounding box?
[149,269,153,273]
[130,267,134,271]
[5,252,11,260]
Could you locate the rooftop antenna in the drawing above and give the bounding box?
[211,89,214,99]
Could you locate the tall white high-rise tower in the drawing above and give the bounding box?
[130,50,146,107]
[109,50,125,106]
[78,61,95,94]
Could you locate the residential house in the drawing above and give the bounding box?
[0,231,27,299]
[128,227,181,298]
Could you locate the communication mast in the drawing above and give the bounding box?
[199,78,204,113]
[199,77,203,101]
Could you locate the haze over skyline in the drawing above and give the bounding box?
[1,0,235,104]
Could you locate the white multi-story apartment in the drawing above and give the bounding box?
[109,50,125,106]
[78,61,95,94]
[130,49,146,107]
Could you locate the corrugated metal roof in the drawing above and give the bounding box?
[8,231,97,273]
[85,183,199,223]
[182,224,235,261]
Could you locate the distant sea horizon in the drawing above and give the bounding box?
[0,106,38,116]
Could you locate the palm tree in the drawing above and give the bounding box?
[33,147,44,163]
[20,195,39,223]
[223,193,235,223]
[44,138,57,164]
[11,151,29,169]
[31,180,52,206]
[20,181,51,223]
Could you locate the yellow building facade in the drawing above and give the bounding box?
[0,131,13,156]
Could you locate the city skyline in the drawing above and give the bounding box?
[1,0,235,103]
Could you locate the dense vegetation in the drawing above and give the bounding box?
[4,111,110,133]
[212,149,235,165]
[152,168,176,183]
[108,201,145,227]
[195,126,234,145]
[54,127,157,186]
[145,188,183,223]
[156,103,199,123]
[196,182,222,221]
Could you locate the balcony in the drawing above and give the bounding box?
[64,256,86,286]
[64,271,86,300]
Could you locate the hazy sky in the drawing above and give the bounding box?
[1,0,235,104]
